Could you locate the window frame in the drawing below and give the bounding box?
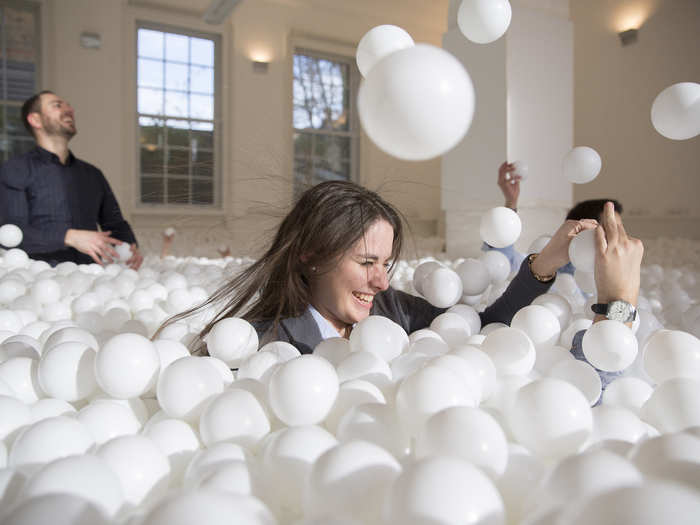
[0,0,41,163]
[134,20,222,209]
[291,45,360,195]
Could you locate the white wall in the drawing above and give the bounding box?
[442,0,573,257]
[571,0,700,239]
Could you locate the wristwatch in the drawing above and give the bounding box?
[591,300,637,322]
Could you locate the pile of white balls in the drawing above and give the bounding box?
[1,219,700,525]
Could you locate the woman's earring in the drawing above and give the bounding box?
[311,266,317,272]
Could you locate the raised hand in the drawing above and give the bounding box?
[594,201,644,306]
[531,218,599,277]
[497,161,521,210]
[126,244,143,270]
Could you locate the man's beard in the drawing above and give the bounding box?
[40,114,77,139]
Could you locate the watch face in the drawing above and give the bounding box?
[608,301,633,322]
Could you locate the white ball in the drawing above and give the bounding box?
[421,267,463,308]
[480,250,511,283]
[206,317,259,368]
[3,249,29,268]
[511,305,561,348]
[30,279,61,305]
[349,315,408,362]
[457,0,513,44]
[0,224,23,248]
[396,365,476,436]
[550,359,602,406]
[455,258,490,295]
[0,356,43,404]
[261,425,337,517]
[1,493,111,525]
[143,418,201,482]
[20,455,124,518]
[157,356,224,423]
[481,326,536,376]
[386,455,504,525]
[480,207,522,248]
[582,320,638,372]
[640,377,700,433]
[97,434,170,508]
[336,351,392,384]
[268,355,339,426]
[446,304,482,335]
[313,337,351,367]
[358,44,474,161]
[336,402,408,459]
[77,399,143,445]
[602,376,653,413]
[450,345,497,401]
[532,293,572,330]
[650,82,700,140]
[412,260,443,296]
[144,490,276,525]
[304,440,401,523]
[114,243,132,262]
[508,378,593,459]
[0,394,31,442]
[430,312,472,348]
[199,388,270,449]
[568,228,597,273]
[574,268,597,295]
[416,406,508,478]
[512,160,529,180]
[642,329,700,383]
[589,405,648,445]
[95,333,160,399]
[563,146,602,184]
[38,341,98,401]
[355,25,414,77]
[542,448,643,506]
[9,416,94,471]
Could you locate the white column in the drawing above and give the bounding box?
[442,0,573,258]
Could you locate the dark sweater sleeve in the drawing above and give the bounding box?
[479,255,554,326]
[96,169,137,245]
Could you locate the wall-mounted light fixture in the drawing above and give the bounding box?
[618,28,638,46]
[80,32,101,50]
[252,61,269,74]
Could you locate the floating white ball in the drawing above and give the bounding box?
[457,0,512,44]
[355,25,414,78]
[563,146,602,184]
[568,228,597,273]
[480,207,522,248]
[650,82,700,140]
[358,44,474,161]
[0,224,23,248]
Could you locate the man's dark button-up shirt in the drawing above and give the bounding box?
[0,146,137,265]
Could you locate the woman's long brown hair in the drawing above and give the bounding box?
[154,180,405,353]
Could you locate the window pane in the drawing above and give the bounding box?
[293,54,349,132]
[141,177,164,203]
[313,159,349,183]
[141,147,163,174]
[139,117,164,147]
[190,38,214,67]
[165,62,188,91]
[167,149,189,175]
[138,88,163,115]
[0,7,38,101]
[138,58,163,88]
[166,120,189,147]
[167,178,190,204]
[190,65,213,94]
[164,91,188,117]
[189,94,213,120]
[191,123,213,149]
[138,29,163,60]
[192,179,213,204]
[293,132,312,157]
[313,135,350,161]
[5,105,27,136]
[165,33,189,62]
[192,150,213,177]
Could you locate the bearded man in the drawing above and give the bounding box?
[0,91,142,268]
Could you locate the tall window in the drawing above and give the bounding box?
[0,1,40,163]
[136,25,218,206]
[293,48,358,194]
